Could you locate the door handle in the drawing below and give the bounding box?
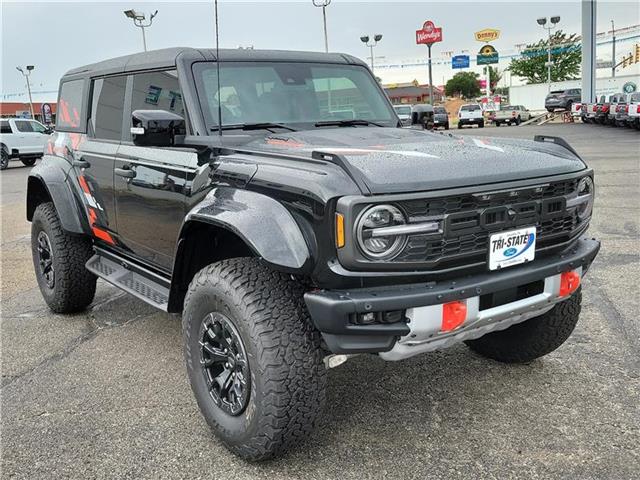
[73,157,90,169]
[115,166,136,178]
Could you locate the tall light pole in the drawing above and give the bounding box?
[312,0,331,53]
[537,15,561,91]
[16,66,35,120]
[124,9,158,52]
[360,34,383,74]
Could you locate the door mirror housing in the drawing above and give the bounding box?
[131,110,186,147]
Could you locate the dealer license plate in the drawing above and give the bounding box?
[488,227,536,271]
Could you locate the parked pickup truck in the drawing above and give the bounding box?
[1,117,52,170]
[457,103,484,128]
[494,105,531,126]
[27,47,599,461]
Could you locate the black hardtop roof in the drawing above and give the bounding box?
[62,47,367,80]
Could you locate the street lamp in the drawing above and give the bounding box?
[123,9,158,52]
[537,15,561,90]
[360,34,383,74]
[16,65,35,120]
[312,0,331,53]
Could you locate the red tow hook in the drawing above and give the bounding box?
[441,301,467,332]
[559,270,581,297]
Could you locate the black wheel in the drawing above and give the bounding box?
[31,202,97,313]
[445,122,449,130]
[21,157,37,167]
[495,121,501,127]
[478,120,485,128]
[0,146,8,170]
[465,289,582,363]
[183,258,327,461]
[457,123,463,129]
[515,116,521,126]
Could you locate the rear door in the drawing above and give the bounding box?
[114,69,197,270]
[74,75,127,243]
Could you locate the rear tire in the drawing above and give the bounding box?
[445,123,449,130]
[465,289,582,363]
[183,258,327,461]
[457,123,463,129]
[478,120,485,128]
[21,157,37,167]
[1,146,8,170]
[31,202,97,313]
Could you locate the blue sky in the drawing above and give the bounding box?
[2,1,638,101]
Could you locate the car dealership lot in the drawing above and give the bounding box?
[1,124,638,479]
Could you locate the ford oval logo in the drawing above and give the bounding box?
[504,247,517,257]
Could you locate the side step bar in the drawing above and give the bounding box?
[86,249,171,311]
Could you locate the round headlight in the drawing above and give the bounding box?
[356,204,407,260]
[576,176,594,220]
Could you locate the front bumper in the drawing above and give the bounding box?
[304,237,600,358]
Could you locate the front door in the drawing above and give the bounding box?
[114,70,197,271]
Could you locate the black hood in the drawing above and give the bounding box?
[247,127,586,194]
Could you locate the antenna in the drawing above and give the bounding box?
[214,0,223,137]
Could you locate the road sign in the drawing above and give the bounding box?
[477,44,499,65]
[416,20,443,45]
[452,55,470,69]
[475,29,500,42]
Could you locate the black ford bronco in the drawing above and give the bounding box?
[28,48,600,460]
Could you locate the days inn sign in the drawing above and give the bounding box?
[475,29,500,43]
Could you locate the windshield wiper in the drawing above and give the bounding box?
[210,122,297,132]
[314,119,385,128]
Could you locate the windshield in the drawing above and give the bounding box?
[193,62,397,131]
[393,105,412,116]
[461,105,481,111]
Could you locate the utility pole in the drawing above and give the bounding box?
[581,0,597,104]
[16,66,35,120]
[123,9,158,52]
[312,0,331,53]
[611,20,616,77]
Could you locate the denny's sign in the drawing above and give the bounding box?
[474,29,500,43]
[416,21,443,45]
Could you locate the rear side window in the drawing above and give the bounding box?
[14,120,33,132]
[90,76,127,141]
[57,79,86,131]
[1,120,13,134]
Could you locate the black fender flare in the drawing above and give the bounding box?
[178,187,312,270]
[26,155,88,235]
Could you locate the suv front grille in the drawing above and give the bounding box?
[392,179,587,267]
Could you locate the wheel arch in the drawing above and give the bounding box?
[167,187,313,313]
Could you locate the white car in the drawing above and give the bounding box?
[0,118,52,170]
[457,103,484,128]
[393,104,413,126]
[494,105,532,126]
[626,92,640,129]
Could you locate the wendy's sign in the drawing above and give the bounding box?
[416,21,443,45]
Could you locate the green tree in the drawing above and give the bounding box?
[487,66,503,91]
[445,71,481,98]
[508,31,581,84]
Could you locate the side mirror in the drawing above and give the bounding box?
[131,109,186,147]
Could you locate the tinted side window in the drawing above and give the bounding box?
[90,76,127,141]
[128,70,184,141]
[57,79,86,131]
[1,121,13,134]
[14,121,33,132]
[29,121,47,133]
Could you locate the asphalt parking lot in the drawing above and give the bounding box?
[1,123,639,479]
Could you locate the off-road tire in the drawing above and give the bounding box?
[31,202,97,313]
[465,289,582,363]
[182,258,327,461]
[0,145,8,170]
[21,157,37,167]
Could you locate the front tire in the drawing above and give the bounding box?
[183,258,327,461]
[465,289,582,363]
[31,202,97,313]
[21,157,37,166]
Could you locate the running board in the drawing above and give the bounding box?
[86,250,170,311]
